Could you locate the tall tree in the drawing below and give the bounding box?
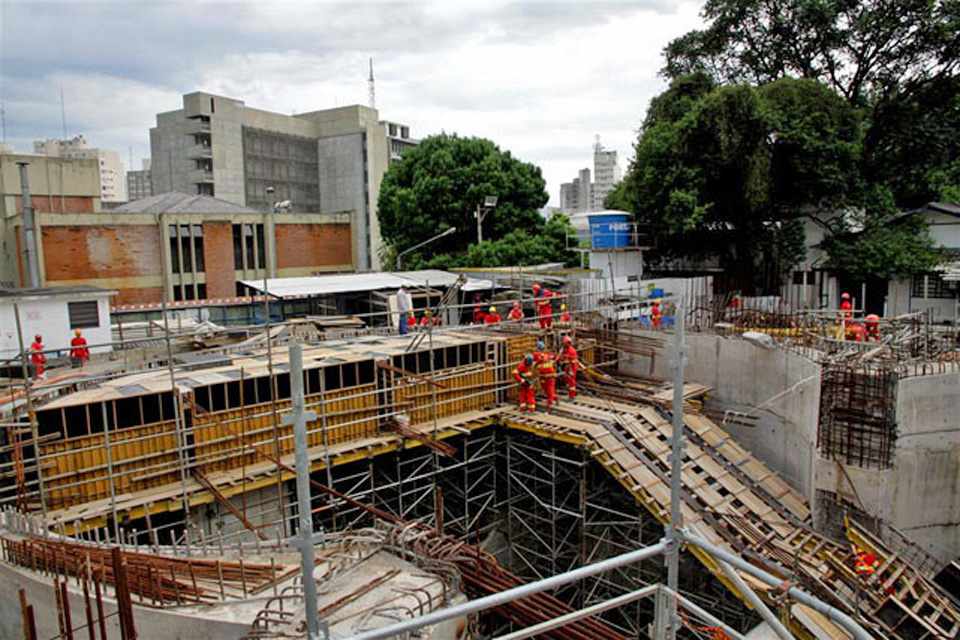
[624,77,866,290]
[662,0,959,104]
[377,134,549,267]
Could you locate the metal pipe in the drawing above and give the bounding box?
[16,162,40,288]
[661,587,747,640]
[681,532,875,640]
[665,299,686,640]
[492,585,659,640]
[344,541,667,640]
[711,541,794,639]
[289,344,320,640]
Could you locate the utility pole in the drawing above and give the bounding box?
[474,195,498,244]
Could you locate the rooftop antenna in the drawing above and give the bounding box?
[60,85,68,139]
[368,57,376,110]
[0,100,6,144]
[594,133,601,152]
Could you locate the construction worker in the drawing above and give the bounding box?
[651,299,663,329]
[513,354,536,412]
[419,308,434,329]
[534,340,558,409]
[558,335,580,400]
[537,289,554,329]
[532,282,542,299]
[29,334,46,379]
[559,304,572,324]
[846,322,866,342]
[69,329,90,368]
[839,292,853,320]
[407,312,418,331]
[484,306,502,324]
[865,314,881,341]
[854,547,880,578]
[397,285,413,336]
[472,294,487,324]
[507,300,524,323]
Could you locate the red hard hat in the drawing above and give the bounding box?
[841,292,850,299]
[563,335,572,345]
[34,335,42,342]
[866,314,879,322]
[532,283,541,290]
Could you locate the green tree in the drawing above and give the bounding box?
[662,0,959,104]
[624,76,862,289]
[377,134,549,267]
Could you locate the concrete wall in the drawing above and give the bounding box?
[0,292,112,359]
[0,560,251,640]
[620,331,822,500]
[318,133,369,269]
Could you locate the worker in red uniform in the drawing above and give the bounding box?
[854,548,879,579]
[419,309,435,329]
[69,329,90,368]
[558,335,580,400]
[559,304,572,324]
[513,354,536,412]
[29,334,46,379]
[534,340,558,409]
[484,306,502,324]
[839,292,853,320]
[845,322,866,342]
[864,314,880,341]
[532,282,542,299]
[407,312,418,331]
[537,289,554,329]
[651,299,663,329]
[472,294,487,324]
[507,301,524,323]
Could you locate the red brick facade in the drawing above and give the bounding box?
[15,195,96,214]
[202,222,235,299]
[276,223,352,269]
[43,226,162,281]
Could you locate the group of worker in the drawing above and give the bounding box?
[405,308,442,331]
[27,329,90,380]
[472,283,572,328]
[512,335,580,412]
[838,292,882,342]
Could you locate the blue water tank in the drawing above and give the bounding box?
[588,213,631,249]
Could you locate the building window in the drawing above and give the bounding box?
[68,301,100,329]
[912,272,958,299]
[232,223,265,270]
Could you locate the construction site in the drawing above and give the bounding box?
[1,277,960,640]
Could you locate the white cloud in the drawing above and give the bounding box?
[0,0,704,203]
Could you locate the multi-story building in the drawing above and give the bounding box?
[149,92,416,271]
[591,140,621,210]
[559,168,592,213]
[558,139,621,214]
[0,150,102,288]
[33,135,128,203]
[126,159,152,202]
[4,191,354,304]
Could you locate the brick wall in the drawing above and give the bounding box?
[276,223,352,269]
[43,225,162,281]
[202,222,235,298]
[15,195,96,214]
[113,287,165,305]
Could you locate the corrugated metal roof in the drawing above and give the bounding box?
[112,192,259,214]
[241,271,500,299]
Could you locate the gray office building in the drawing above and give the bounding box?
[127,159,153,202]
[149,92,416,270]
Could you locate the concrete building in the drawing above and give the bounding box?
[33,135,128,203]
[0,151,103,288]
[591,139,621,210]
[150,92,416,271]
[3,191,353,305]
[559,168,591,213]
[0,285,114,360]
[126,158,152,202]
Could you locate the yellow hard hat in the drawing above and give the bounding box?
[489,306,497,313]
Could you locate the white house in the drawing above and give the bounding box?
[886,202,960,322]
[0,286,115,361]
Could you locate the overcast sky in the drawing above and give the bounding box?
[0,0,703,205]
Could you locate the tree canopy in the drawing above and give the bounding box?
[662,0,959,104]
[377,134,550,268]
[622,76,871,287]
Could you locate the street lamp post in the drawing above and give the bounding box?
[474,195,498,244]
[396,227,457,271]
